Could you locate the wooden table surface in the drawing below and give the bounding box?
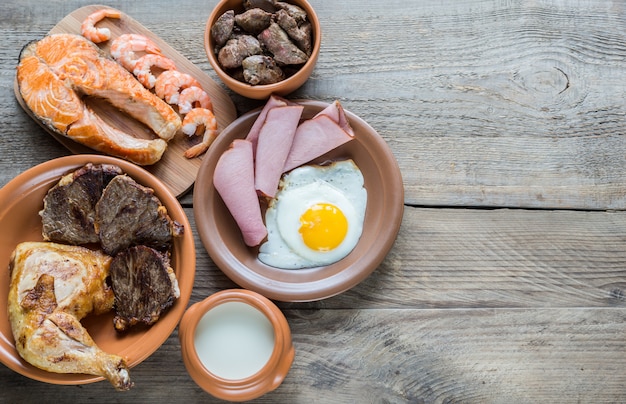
[1,0,625,402]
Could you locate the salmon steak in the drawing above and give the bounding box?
[16,34,182,165]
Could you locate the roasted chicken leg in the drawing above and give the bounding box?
[8,241,133,390]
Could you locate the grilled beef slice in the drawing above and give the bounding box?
[40,163,123,244]
[110,245,180,332]
[95,175,183,256]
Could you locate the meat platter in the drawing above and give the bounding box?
[14,5,238,197]
[0,155,196,386]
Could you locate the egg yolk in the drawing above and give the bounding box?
[299,203,348,251]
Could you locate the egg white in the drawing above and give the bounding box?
[258,160,367,269]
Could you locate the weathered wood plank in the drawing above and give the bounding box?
[337,207,626,309]
[285,307,626,403]
[189,206,626,310]
[2,205,623,400]
[303,0,626,209]
[1,307,624,403]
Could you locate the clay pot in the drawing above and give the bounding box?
[205,0,321,99]
[179,289,294,401]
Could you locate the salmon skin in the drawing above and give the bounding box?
[16,34,182,165]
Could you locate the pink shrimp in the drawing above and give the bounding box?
[182,108,218,158]
[132,54,177,89]
[110,34,162,71]
[177,86,213,114]
[154,70,202,105]
[81,9,122,43]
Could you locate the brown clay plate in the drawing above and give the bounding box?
[0,155,196,385]
[14,4,238,197]
[194,100,404,302]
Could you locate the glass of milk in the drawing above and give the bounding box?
[179,289,295,401]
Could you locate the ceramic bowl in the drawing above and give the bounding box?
[193,100,404,302]
[204,0,321,100]
[179,289,294,401]
[0,155,196,386]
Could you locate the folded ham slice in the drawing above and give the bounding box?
[246,94,290,155]
[314,100,355,137]
[213,139,267,247]
[254,105,304,197]
[282,114,354,173]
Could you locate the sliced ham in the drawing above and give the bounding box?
[214,98,357,247]
[246,94,291,155]
[282,113,354,173]
[213,139,267,247]
[314,100,355,137]
[254,105,304,197]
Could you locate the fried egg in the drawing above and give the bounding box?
[258,159,367,269]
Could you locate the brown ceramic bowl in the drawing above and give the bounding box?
[204,0,321,100]
[194,100,404,302]
[0,155,196,386]
[179,289,294,401]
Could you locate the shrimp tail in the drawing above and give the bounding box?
[183,130,218,159]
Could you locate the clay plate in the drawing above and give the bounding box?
[14,5,238,197]
[0,155,195,385]
[194,100,404,302]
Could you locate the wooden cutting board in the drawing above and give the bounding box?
[14,5,238,197]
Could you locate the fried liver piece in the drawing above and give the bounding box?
[110,245,180,332]
[275,1,308,23]
[257,22,308,65]
[40,163,123,245]
[235,8,273,34]
[276,9,312,55]
[242,54,285,85]
[243,0,278,12]
[211,10,234,48]
[218,35,263,69]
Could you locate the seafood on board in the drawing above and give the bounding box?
[16,33,177,165]
[110,33,163,72]
[99,10,218,158]
[16,8,220,164]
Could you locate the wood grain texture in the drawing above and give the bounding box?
[307,0,626,210]
[2,307,625,403]
[189,207,626,311]
[1,0,626,402]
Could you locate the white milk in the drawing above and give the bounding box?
[194,301,276,380]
